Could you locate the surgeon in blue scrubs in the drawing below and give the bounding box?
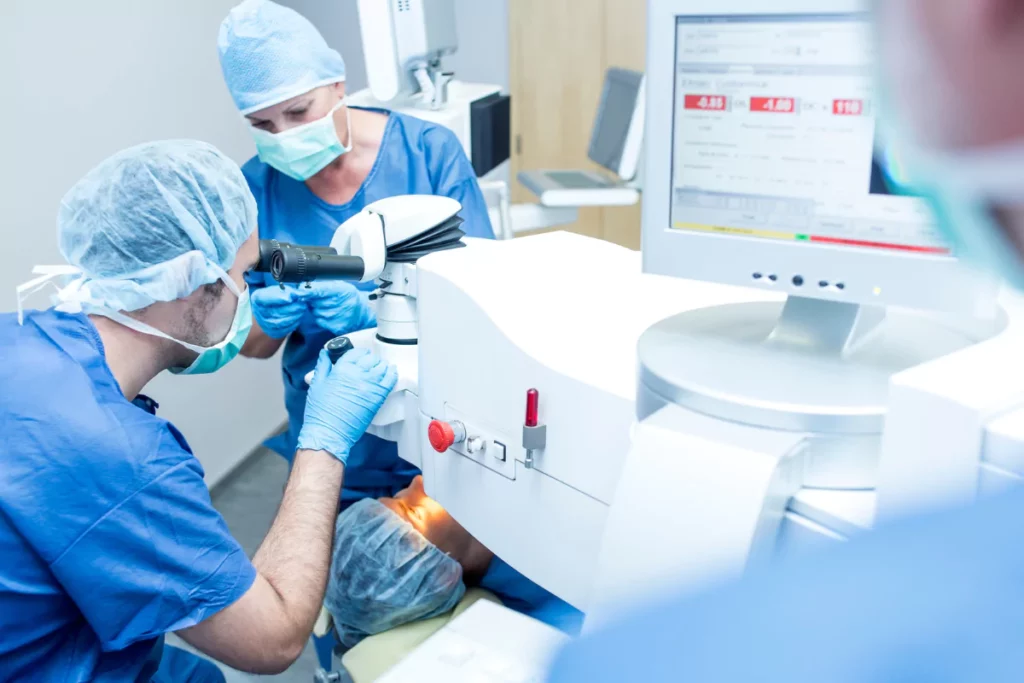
[0,140,395,681]
[217,0,495,508]
[550,1,1024,680]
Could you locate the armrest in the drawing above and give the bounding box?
[340,589,502,682]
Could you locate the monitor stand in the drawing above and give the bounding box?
[636,296,986,488]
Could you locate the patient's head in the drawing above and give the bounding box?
[326,476,494,646]
[379,476,494,578]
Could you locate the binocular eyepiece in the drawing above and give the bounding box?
[256,239,365,284]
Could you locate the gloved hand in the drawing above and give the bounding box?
[304,280,377,336]
[297,348,398,463]
[250,285,309,339]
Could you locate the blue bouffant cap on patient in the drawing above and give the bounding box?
[218,0,347,115]
[57,140,257,312]
[326,499,466,647]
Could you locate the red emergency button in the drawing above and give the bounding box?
[428,420,456,452]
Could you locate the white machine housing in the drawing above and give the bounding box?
[578,0,1010,624]
[403,231,1023,625]
[353,0,509,180]
[322,1,1024,659]
[330,195,463,281]
[357,0,458,106]
[415,232,772,609]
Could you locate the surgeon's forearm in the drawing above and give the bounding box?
[254,449,343,640]
[179,448,343,673]
[240,317,286,358]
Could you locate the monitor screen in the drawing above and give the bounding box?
[670,14,949,256]
[589,70,642,174]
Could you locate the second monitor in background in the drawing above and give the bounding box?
[517,68,645,208]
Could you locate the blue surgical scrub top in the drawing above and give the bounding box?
[481,558,584,635]
[243,108,495,506]
[0,309,256,682]
[549,487,1024,682]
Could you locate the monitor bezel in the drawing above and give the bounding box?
[642,0,996,317]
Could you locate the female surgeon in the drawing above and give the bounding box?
[217,0,495,507]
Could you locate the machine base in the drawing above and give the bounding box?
[638,297,981,488]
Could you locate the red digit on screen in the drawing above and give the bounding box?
[751,97,795,113]
[833,99,864,116]
[684,94,728,111]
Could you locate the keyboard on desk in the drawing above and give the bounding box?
[544,170,617,190]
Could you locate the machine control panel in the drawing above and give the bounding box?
[429,406,517,480]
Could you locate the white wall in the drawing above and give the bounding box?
[4,1,285,486]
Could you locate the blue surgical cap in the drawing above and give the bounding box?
[57,140,257,312]
[326,499,466,647]
[218,0,347,115]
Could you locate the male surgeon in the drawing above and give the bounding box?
[0,140,395,681]
[550,1,1024,680]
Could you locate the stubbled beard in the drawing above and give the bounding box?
[182,282,225,348]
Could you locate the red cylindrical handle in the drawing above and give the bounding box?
[525,388,539,427]
[428,420,456,453]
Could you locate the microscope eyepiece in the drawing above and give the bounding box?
[256,239,365,284]
[257,239,337,273]
[262,243,366,284]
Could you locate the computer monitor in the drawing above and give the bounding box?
[588,68,645,181]
[642,0,994,317]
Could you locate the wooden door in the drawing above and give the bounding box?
[510,0,647,247]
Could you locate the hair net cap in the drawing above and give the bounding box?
[57,139,257,312]
[218,0,347,115]
[326,499,466,647]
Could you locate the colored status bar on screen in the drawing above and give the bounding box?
[672,222,951,255]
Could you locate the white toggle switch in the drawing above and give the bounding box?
[492,441,507,462]
[466,436,486,454]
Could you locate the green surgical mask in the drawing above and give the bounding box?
[250,97,351,181]
[172,285,252,375]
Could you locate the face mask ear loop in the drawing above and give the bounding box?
[207,262,244,299]
[339,101,353,153]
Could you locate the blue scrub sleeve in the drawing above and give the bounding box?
[48,455,257,652]
[423,127,495,239]
[446,178,494,239]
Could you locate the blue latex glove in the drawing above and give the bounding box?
[304,280,377,336]
[297,348,398,463]
[250,285,309,339]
